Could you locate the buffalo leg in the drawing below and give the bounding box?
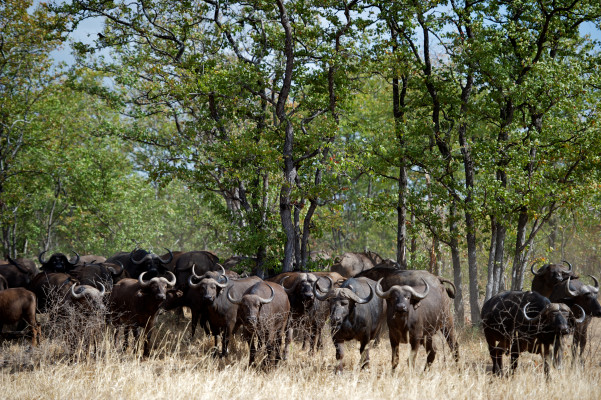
[190,310,199,339]
[390,332,401,370]
[510,342,520,373]
[283,326,293,361]
[542,343,551,378]
[424,336,436,369]
[334,341,345,373]
[248,335,257,366]
[552,336,563,368]
[408,337,421,369]
[488,343,503,375]
[442,324,459,362]
[359,340,370,369]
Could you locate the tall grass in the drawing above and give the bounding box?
[1,311,600,400]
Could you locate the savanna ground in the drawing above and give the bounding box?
[1,309,601,400]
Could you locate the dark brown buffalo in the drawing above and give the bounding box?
[481,290,584,376]
[109,271,177,356]
[549,276,601,361]
[69,261,126,290]
[315,276,386,373]
[173,250,220,291]
[531,260,578,298]
[29,272,107,313]
[0,257,39,288]
[39,251,80,273]
[227,281,290,367]
[106,248,173,280]
[0,288,40,346]
[375,270,458,370]
[267,272,324,356]
[182,268,262,356]
[330,251,384,278]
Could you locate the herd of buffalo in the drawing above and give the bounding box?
[0,249,600,376]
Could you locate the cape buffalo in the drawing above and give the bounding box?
[268,271,325,356]
[330,251,384,278]
[109,271,176,356]
[315,276,386,373]
[107,248,174,280]
[70,261,126,290]
[375,270,458,370]
[173,250,220,292]
[39,251,80,273]
[482,290,585,376]
[549,276,601,361]
[0,288,40,346]
[0,257,39,288]
[531,260,579,298]
[227,281,290,367]
[29,272,106,313]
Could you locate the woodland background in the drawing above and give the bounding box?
[2,0,601,324]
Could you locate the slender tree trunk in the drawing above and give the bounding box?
[493,221,506,294]
[485,216,497,301]
[449,200,464,326]
[511,206,529,290]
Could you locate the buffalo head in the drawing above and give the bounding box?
[188,264,229,303]
[375,277,429,313]
[138,270,177,300]
[227,283,274,326]
[39,251,80,273]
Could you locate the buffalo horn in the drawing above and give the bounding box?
[71,283,85,299]
[226,285,243,305]
[375,278,394,299]
[158,248,174,264]
[530,260,543,276]
[38,250,48,265]
[258,284,275,304]
[574,304,586,324]
[188,274,201,288]
[566,277,579,297]
[130,249,146,265]
[70,251,80,266]
[138,271,151,287]
[562,260,573,273]
[313,276,334,301]
[280,274,300,294]
[522,302,541,322]
[588,275,599,294]
[110,260,124,276]
[98,282,106,297]
[407,278,429,300]
[163,271,177,287]
[351,283,373,304]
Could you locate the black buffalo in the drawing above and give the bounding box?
[549,276,601,361]
[106,248,173,279]
[482,290,584,376]
[531,260,578,298]
[375,270,458,370]
[109,271,177,356]
[69,261,127,290]
[314,276,386,373]
[39,251,80,273]
[0,257,39,288]
[227,281,290,367]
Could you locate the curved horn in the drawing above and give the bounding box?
[158,248,174,264]
[110,260,124,276]
[530,260,543,276]
[98,282,106,297]
[280,274,301,294]
[573,304,586,324]
[375,278,394,299]
[188,274,201,288]
[588,275,599,294]
[313,276,333,301]
[70,251,80,266]
[226,285,243,305]
[351,282,374,304]
[38,250,48,265]
[406,278,429,300]
[216,273,229,289]
[258,284,275,304]
[164,271,176,287]
[191,264,200,278]
[562,260,573,273]
[138,271,151,287]
[522,302,541,322]
[566,276,579,297]
[70,283,85,299]
[130,249,146,265]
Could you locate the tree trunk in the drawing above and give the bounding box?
[511,206,530,290]
[493,220,506,295]
[485,216,497,302]
[449,200,464,326]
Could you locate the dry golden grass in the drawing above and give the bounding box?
[2,313,601,400]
